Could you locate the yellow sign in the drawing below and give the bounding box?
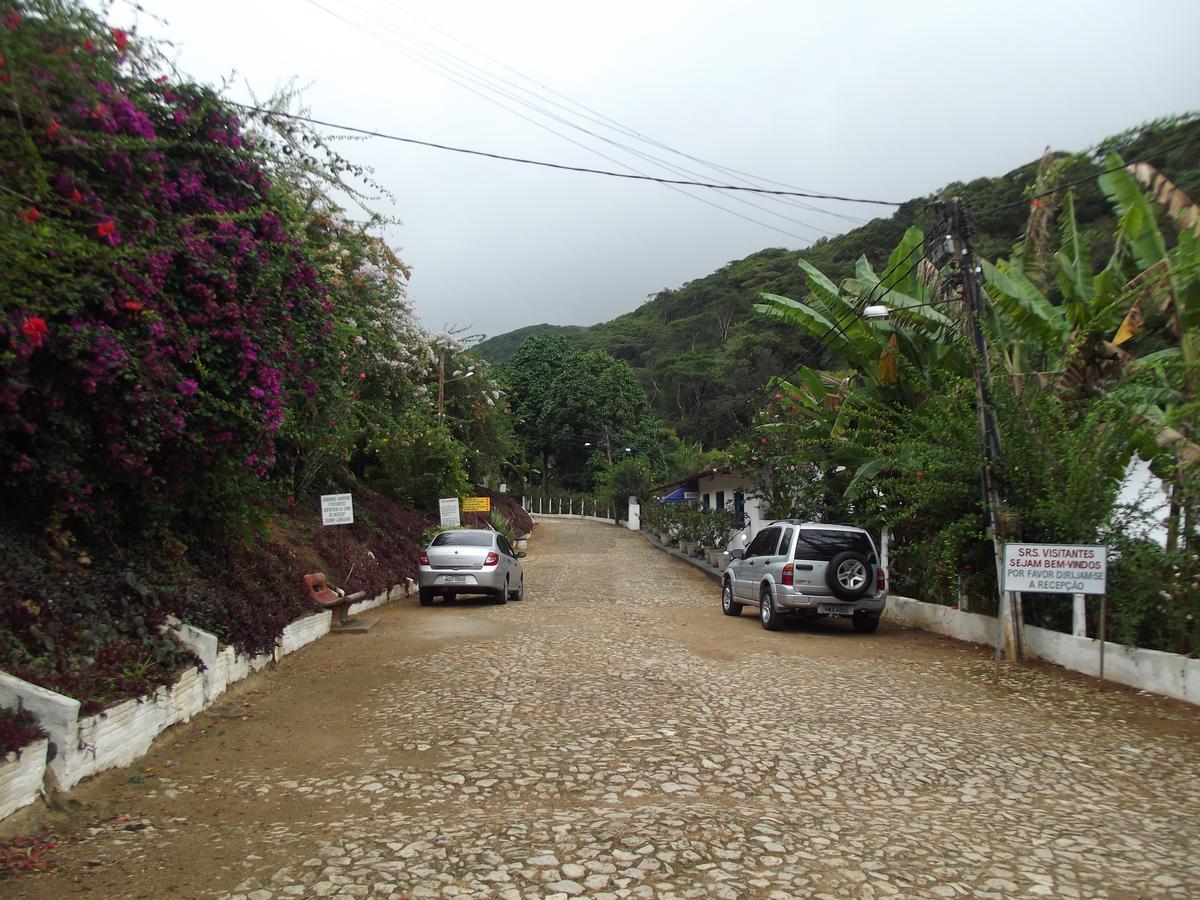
[462,496,491,513]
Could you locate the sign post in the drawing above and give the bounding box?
[439,497,461,529]
[462,496,491,514]
[320,494,354,585]
[1003,543,1108,689]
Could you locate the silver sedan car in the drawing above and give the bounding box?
[417,529,526,606]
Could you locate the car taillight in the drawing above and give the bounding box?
[877,567,886,592]
[484,551,499,566]
[418,551,429,566]
[782,562,794,586]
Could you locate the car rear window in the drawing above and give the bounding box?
[795,529,875,562]
[431,531,494,548]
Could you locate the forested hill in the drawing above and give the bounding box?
[472,115,1200,446]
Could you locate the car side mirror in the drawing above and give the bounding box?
[516,551,526,558]
[730,549,744,560]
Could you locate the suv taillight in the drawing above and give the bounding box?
[484,551,499,566]
[876,566,886,592]
[781,562,794,586]
[418,550,429,566]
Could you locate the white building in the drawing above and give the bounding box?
[654,467,770,547]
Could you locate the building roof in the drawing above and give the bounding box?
[652,465,744,494]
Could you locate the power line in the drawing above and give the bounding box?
[977,134,1200,216]
[369,0,870,226]
[316,0,844,238]
[231,103,905,207]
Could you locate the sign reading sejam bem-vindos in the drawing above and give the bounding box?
[1002,543,1107,594]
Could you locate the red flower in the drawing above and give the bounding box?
[774,392,783,400]
[358,371,366,380]
[154,75,168,84]
[96,220,116,237]
[46,120,60,138]
[111,28,127,53]
[1031,198,1041,209]
[83,38,95,53]
[21,317,49,348]
[4,11,21,29]
[915,470,924,478]
[16,206,40,224]
[70,189,83,202]
[123,300,143,312]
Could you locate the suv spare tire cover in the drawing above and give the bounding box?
[826,550,872,601]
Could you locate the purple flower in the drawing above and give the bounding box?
[177,379,199,397]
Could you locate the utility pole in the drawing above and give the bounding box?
[943,198,1024,666]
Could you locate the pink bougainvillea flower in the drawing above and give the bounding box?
[22,317,49,348]
[111,28,127,53]
[46,120,61,138]
[96,220,116,237]
[3,11,21,29]
[359,371,366,380]
[82,38,95,52]
[915,470,925,478]
[154,74,168,84]
[70,189,82,202]
[176,379,199,397]
[17,206,40,224]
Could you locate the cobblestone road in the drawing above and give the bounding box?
[11,519,1200,898]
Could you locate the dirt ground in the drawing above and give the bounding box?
[4,519,1198,898]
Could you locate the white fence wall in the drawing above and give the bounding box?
[884,596,1200,705]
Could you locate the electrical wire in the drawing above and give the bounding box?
[231,102,905,208]
[976,134,1200,216]
[306,0,841,239]
[369,0,871,226]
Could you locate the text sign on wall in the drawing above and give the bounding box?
[439,497,461,528]
[462,496,491,513]
[320,493,354,526]
[1003,543,1107,594]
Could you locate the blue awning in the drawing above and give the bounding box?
[661,479,700,502]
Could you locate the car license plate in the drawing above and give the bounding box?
[444,575,468,584]
[818,604,851,616]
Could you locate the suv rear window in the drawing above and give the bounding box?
[432,531,494,547]
[795,529,875,562]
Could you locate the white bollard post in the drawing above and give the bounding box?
[1073,593,1087,637]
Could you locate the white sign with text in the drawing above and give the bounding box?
[1003,543,1107,594]
[320,493,354,526]
[439,497,461,529]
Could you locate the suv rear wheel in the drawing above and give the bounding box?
[852,612,880,634]
[759,587,784,631]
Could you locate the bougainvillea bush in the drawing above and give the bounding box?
[0,1,335,537]
[0,1,512,714]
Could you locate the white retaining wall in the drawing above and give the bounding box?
[0,583,404,816]
[885,595,1200,705]
[0,739,49,821]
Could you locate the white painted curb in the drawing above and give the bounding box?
[0,583,404,818]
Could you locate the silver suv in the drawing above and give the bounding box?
[721,522,886,632]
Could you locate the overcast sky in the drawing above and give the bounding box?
[119,0,1200,340]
